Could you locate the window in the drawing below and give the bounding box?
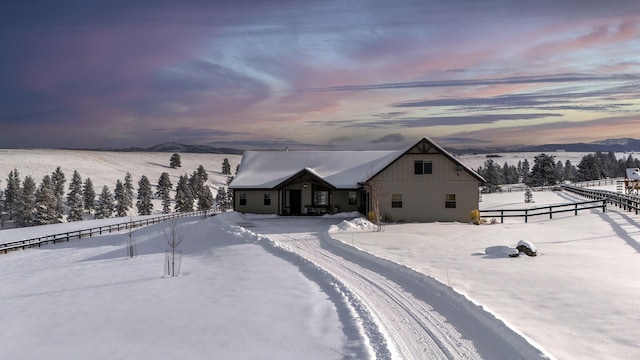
[239,193,247,206]
[264,193,271,206]
[414,160,432,174]
[314,191,329,206]
[391,193,403,208]
[348,191,357,205]
[445,194,456,208]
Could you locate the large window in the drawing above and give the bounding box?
[264,193,271,206]
[348,191,357,205]
[239,193,247,206]
[414,160,433,174]
[391,193,403,208]
[445,194,456,208]
[314,191,329,206]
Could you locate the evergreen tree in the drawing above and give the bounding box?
[66,192,85,222]
[564,160,576,182]
[521,158,531,185]
[66,170,83,208]
[156,172,173,214]
[174,174,194,212]
[51,167,66,216]
[136,175,154,215]
[577,154,603,181]
[83,178,95,213]
[527,153,557,186]
[502,162,519,184]
[16,176,36,227]
[554,161,565,183]
[114,180,130,217]
[4,169,21,220]
[169,153,181,168]
[95,185,114,219]
[477,159,503,192]
[215,187,228,210]
[197,185,214,211]
[34,175,61,225]
[222,158,231,175]
[124,172,135,203]
[196,165,208,182]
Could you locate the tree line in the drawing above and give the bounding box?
[0,155,236,229]
[476,151,640,192]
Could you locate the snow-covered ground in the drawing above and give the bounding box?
[2,150,640,359]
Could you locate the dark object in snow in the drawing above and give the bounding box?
[506,248,520,257]
[517,240,537,256]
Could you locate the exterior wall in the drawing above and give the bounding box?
[370,153,480,222]
[331,190,360,213]
[234,189,279,214]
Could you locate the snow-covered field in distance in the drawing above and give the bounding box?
[3,149,640,359]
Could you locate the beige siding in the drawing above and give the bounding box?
[332,190,359,213]
[371,153,480,222]
[234,190,279,214]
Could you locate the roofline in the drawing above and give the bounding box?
[363,137,486,183]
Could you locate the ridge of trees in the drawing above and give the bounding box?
[0,157,236,229]
[477,151,640,193]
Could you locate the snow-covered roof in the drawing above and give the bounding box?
[230,150,398,189]
[229,137,484,189]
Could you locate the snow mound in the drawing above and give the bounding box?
[329,217,377,233]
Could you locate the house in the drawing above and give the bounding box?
[229,137,485,222]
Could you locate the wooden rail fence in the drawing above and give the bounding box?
[562,185,640,214]
[480,198,607,223]
[1,210,209,254]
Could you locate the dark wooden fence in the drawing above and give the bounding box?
[562,185,640,214]
[1,210,209,254]
[480,198,607,223]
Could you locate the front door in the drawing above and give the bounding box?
[286,190,302,215]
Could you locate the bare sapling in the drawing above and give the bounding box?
[164,219,184,277]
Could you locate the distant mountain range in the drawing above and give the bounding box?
[70,138,640,155]
[450,138,640,155]
[77,142,244,155]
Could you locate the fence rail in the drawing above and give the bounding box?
[1,210,209,254]
[562,185,640,214]
[480,199,606,223]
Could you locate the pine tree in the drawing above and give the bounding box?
[174,174,194,212]
[4,169,21,220]
[67,192,85,222]
[95,185,114,219]
[156,172,173,214]
[136,175,154,215]
[34,175,61,225]
[124,172,133,209]
[114,180,130,217]
[215,187,228,210]
[83,178,95,213]
[16,176,36,227]
[564,160,576,182]
[51,167,66,216]
[196,165,208,182]
[169,153,181,169]
[222,158,231,175]
[521,158,531,185]
[528,153,557,186]
[197,185,214,211]
[66,170,83,208]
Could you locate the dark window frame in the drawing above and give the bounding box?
[391,193,403,208]
[239,193,247,206]
[264,193,271,206]
[414,160,433,175]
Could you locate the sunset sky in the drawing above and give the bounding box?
[2,0,640,150]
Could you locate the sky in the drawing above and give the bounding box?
[2,0,640,151]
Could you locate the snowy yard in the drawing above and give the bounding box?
[2,150,640,359]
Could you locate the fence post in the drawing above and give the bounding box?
[549,206,553,219]
[575,204,578,216]
[525,209,528,223]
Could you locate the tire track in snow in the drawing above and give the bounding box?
[242,217,550,360]
[286,233,479,360]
